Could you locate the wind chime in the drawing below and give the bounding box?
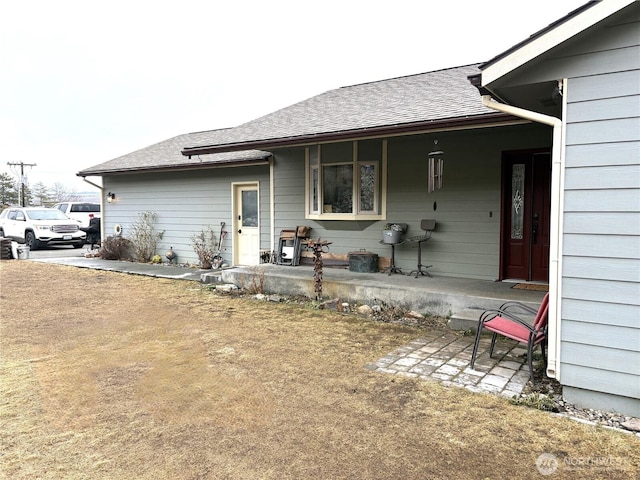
[427,140,444,194]
[427,140,444,213]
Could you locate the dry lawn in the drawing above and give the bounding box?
[1,261,638,479]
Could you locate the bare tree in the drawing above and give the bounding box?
[51,182,80,203]
[31,182,54,206]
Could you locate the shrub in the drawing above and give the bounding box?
[190,226,217,269]
[100,235,133,260]
[129,211,164,263]
[246,266,266,294]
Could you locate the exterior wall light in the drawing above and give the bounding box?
[107,192,116,203]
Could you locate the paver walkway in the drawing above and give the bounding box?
[365,330,532,398]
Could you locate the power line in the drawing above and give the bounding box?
[7,162,37,207]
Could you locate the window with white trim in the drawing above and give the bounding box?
[306,139,386,220]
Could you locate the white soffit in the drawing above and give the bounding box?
[481,0,635,86]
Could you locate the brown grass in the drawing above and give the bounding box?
[1,261,638,479]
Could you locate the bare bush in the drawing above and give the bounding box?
[190,226,217,269]
[247,266,266,294]
[129,211,164,263]
[99,236,132,260]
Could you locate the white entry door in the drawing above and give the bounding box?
[234,184,260,265]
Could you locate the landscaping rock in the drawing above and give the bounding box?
[319,298,339,310]
[216,284,239,293]
[622,418,640,432]
[357,305,373,315]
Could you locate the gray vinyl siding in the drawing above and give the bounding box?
[271,124,550,280]
[102,166,270,265]
[557,7,640,403]
[272,148,305,236]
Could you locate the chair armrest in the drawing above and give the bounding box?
[498,301,538,315]
[478,309,538,334]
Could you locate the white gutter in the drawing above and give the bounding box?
[81,176,106,244]
[269,157,275,255]
[481,93,565,380]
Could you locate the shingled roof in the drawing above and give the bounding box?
[78,63,514,176]
[182,64,511,156]
[77,129,271,176]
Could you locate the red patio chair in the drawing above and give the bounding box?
[471,292,550,380]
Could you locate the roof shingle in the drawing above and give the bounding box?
[183,64,498,153]
[77,129,271,176]
[79,63,506,175]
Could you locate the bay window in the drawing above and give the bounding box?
[306,139,386,220]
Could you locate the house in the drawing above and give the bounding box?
[79,129,274,265]
[78,0,639,416]
[474,0,640,416]
[82,64,549,277]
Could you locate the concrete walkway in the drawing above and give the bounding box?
[32,255,211,282]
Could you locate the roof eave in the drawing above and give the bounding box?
[480,0,633,87]
[77,157,272,177]
[181,112,517,156]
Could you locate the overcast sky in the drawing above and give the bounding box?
[1,0,588,193]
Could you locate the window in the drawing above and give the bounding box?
[359,162,378,213]
[310,165,319,214]
[306,139,386,220]
[323,164,353,213]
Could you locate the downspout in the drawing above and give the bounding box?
[81,176,106,244]
[269,157,275,255]
[481,91,565,380]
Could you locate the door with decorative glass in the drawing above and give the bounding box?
[502,151,551,281]
[233,183,260,266]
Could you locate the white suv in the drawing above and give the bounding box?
[0,207,86,250]
[53,202,101,228]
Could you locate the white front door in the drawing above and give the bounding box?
[233,183,260,265]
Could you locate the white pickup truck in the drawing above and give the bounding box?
[53,202,101,228]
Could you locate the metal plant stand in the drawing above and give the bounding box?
[380,240,405,276]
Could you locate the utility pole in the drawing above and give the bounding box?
[7,162,37,207]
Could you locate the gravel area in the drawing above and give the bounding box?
[518,376,640,436]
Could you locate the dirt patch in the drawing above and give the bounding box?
[1,261,638,479]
